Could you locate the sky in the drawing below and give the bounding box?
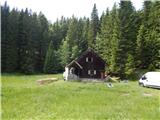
[1,0,144,23]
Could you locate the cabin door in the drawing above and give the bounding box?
[75,68,81,77]
[101,72,105,79]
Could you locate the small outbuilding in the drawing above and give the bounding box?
[63,48,106,80]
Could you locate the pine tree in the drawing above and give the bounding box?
[88,4,100,48]
[136,1,152,69]
[99,11,105,30]
[17,9,28,73]
[71,45,79,60]
[125,54,135,78]
[43,41,60,73]
[145,1,160,69]
[37,12,50,72]
[21,9,36,74]
[2,1,159,74]
[64,16,87,61]
[77,18,88,52]
[1,1,10,72]
[59,40,71,67]
[117,1,136,78]
[136,1,160,69]
[50,17,69,50]
[24,12,40,74]
[109,4,121,73]
[96,4,121,74]
[152,1,160,69]
[5,8,19,72]
[136,24,146,68]
[30,13,41,73]
[81,18,89,52]
[64,16,79,57]
[143,1,152,22]
[95,8,110,62]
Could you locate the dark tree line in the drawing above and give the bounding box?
[1,2,50,74]
[1,1,160,78]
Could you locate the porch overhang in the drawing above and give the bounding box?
[66,60,83,69]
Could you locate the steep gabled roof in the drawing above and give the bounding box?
[66,48,106,68]
[66,60,83,69]
[76,48,106,64]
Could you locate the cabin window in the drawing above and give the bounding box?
[91,58,93,62]
[87,57,93,62]
[94,70,96,75]
[86,57,88,62]
[88,70,91,75]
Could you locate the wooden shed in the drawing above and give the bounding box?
[63,48,106,80]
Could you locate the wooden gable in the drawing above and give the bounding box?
[66,48,106,79]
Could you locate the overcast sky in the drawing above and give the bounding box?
[1,0,144,23]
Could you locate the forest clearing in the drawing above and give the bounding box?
[2,1,160,76]
[1,1,160,120]
[2,74,159,120]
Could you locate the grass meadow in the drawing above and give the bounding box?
[1,74,160,120]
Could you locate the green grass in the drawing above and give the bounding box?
[1,74,160,120]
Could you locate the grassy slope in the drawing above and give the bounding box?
[1,74,160,120]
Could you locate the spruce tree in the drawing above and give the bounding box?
[43,41,61,73]
[64,16,87,61]
[125,54,135,78]
[88,4,100,48]
[136,1,160,69]
[96,4,121,74]
[2,1,159,74]
[136,1,152,69]
[1,1,10,72]
[109,4,121,73]
[118,1,136,78]
[82,18,90,52]
[136,24,146,68]
[30,13,41,73]
[50,17,69,50]
[5,8,19,72]
[59,39,71,67]
[77,18,88,52]
[71,45,79,60]
[66,16,78,47]
[145,1,160,69]
[37,12,49,72]
[17,9,29,73]
[95,8,110,62]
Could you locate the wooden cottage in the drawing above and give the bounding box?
[63,48,106,80]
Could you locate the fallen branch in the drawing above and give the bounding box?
[37,78,58,85]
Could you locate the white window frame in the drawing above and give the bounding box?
[91,57,93,62]
[94,70,96,75]
[88,70,91,75]
[86,57,88,62]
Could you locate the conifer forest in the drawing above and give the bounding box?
[1,1,160,78]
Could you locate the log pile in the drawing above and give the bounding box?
[37,78,58,85]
